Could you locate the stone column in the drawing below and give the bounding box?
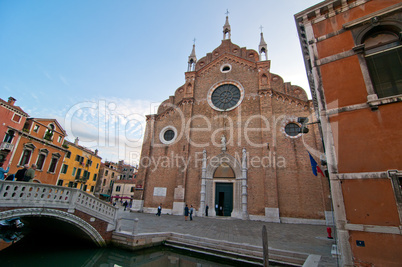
[200,149,207,217]
[241,148,249,219]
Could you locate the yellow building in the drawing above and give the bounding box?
[57,137,102,194]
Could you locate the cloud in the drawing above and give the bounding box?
[59,97,160,164]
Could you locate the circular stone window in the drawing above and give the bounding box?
[207,81,244,111]
[284,123,301,137]
[160,126,177,144]
[220,64,232,73]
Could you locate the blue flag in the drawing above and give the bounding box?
[308,152,325,177]
[308,152,318,176]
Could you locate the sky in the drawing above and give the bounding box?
[0,0,322,165]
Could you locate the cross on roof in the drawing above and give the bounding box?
[193,38,196,45]
[260,25,264,33]
[225,9,230,16]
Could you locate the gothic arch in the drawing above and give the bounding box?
[202,152,247,219]
[205,153,242,179]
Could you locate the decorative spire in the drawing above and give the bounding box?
[187,39,197,72]
[223,9,231,40]
[258,27,268,61]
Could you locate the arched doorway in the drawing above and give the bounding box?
[214,163,234,216]
[200,151,248,219]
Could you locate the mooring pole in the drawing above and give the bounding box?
[262,225,269,267]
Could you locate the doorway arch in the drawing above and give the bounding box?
[201,151,248,219]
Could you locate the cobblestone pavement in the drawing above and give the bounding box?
[116,209,338,266]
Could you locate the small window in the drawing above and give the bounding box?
[363,29,402,98]
[72,167,77,176]
[12,113,21,123]
[105,170,109,176]
[66,151,71,159]
[160,126,177,144]
[34,125,40,132]
[48,157,58,173]
[285,123,301,137]
[36,154,47,170]
[57,136,62,143]
[131,187,135,192]
[57,180,63,186]
[90,186,94,192]
[19,149,32,166]
[93,173,97,181]
[220,64,232,73]
[116,186,121,192]
[164,130,175,141]
[61,164,68,174]
[3,130,15,143]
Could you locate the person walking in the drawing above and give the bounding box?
[190,205,194,221]
[15,164,29,181]
[0,162,10,180]
[205,205,209,216]
[184,204,189,221]
[24,164,36,182]
[156,203,162,216]
[123,200,128,211]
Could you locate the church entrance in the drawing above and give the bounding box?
[215,182,233,216]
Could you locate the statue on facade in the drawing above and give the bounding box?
[221,135,226,152]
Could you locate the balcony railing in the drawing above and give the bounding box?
[0,142,14,151]
[75,176,89,183]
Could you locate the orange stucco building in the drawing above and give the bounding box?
[295,0,401,266]
[8,118,68,185]
[0,97,29,167]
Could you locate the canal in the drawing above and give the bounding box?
[0,225,264,267]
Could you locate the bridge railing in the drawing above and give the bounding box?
[0,181,118,225]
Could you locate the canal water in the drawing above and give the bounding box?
[0,231,262,267]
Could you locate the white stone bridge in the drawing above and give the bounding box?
[0,181,118,246]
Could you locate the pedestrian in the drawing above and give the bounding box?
[190,205,194,221]
[23,164,36,182]
[123,200,128,211]
[206,205,209,216]
[15,164,29,181]
[184,204,189,221]
[0,162,10,180]
[156,203,162,216]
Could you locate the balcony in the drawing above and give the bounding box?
[75,176,89,183]
[0,142,14,151]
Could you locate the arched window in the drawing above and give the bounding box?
[363,27,402,98]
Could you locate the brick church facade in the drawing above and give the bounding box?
[134,16,331,223]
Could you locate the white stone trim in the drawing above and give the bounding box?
[280,217,326,225]
[333,171,388,180]
[220,63,232,73]
[159,126,178,145]
[345,223,402,235]
[207,80,245,112]
[280,116,302,139]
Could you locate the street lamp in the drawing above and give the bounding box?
[297,117,309,134]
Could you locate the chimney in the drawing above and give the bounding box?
[8,97,16,106]
[95,149,98,156]
[74,137,79,145]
